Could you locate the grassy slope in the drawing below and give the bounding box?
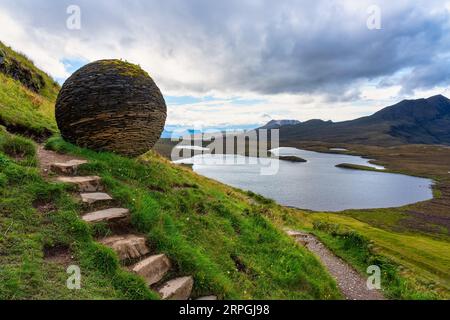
[0,44,340,299]
[310,215,449,299]
[2,41,448,300]
[278,141,450,299]
[0,127,157,299]
[0,127,340,299]
[43,136,339,299]
[0,73,57,133]
[0,41,58,134]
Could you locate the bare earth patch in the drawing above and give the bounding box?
[44,245,73,267]
[37,145,85,176]
[32,199,57,214]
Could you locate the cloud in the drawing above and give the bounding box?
[399,56,450,94]
[0,0,449,126]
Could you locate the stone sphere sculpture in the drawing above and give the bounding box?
[55,60,167,157]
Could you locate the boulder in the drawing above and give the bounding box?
[55,60,167,157]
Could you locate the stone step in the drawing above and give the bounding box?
[158,276,194,300]
[100,234,150,261]
[82,208,129,224]
[57,176,102,192]
[51,160,88,175]
[285,230,304,237]
[81,192,113,205]
[131,254,171,286]
[196,296,218,300]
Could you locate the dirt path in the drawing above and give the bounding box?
[37,145,85,176]
[287,230,385,300]
[36,145,379,300]
[35,144,197,300]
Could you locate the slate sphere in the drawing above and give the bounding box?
[55,59,167,157]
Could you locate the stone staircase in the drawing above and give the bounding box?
[51,160,207,300]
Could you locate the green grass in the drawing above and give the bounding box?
[43,136,341,300]
[1,40,448,300]
[0,41,59,101]
[0,42,340,300]
[0,129,341,300]
[0,73,57,135]
[97,60,150,78]
[0,41,58,135]
[0,130,157,299]
[0,128,36,167]
[308,214,450,299]
[338,208,410,233]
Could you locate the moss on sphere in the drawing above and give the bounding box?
[55,59,167,157]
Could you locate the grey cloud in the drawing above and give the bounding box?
[1,0,449,97]
[400,57,450,94]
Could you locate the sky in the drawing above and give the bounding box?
[0,0,449,130]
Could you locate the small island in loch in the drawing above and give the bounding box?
[277,155,307,163]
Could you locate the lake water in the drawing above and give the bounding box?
[175,147,433,212]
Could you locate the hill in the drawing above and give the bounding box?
[1,41,448,300]
[260,119,301,129]
[268,95,450,146]
[0,42,341,299]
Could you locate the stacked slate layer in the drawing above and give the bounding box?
[56,60,167,157]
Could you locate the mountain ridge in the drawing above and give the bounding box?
[260,119,301,129]
[265,95,450,146]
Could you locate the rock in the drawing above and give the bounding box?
[100,235,150,261]
[278,156,307,163]
[55,60,167,157]
[131,254,171,286]
[56,176,102,192]
[50,160,87,175]
[158,276,194,300]
[82,208,129,223]
[296,239,309,247]
[80,192,113,205]
[285,230,304,237]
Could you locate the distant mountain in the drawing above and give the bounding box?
[260,119,301,129]
[273,95,450,146]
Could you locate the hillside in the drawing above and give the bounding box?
[0,42,342,300]
[0,41,59,139]
[269,95,450,146]
[1,41,448,300]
